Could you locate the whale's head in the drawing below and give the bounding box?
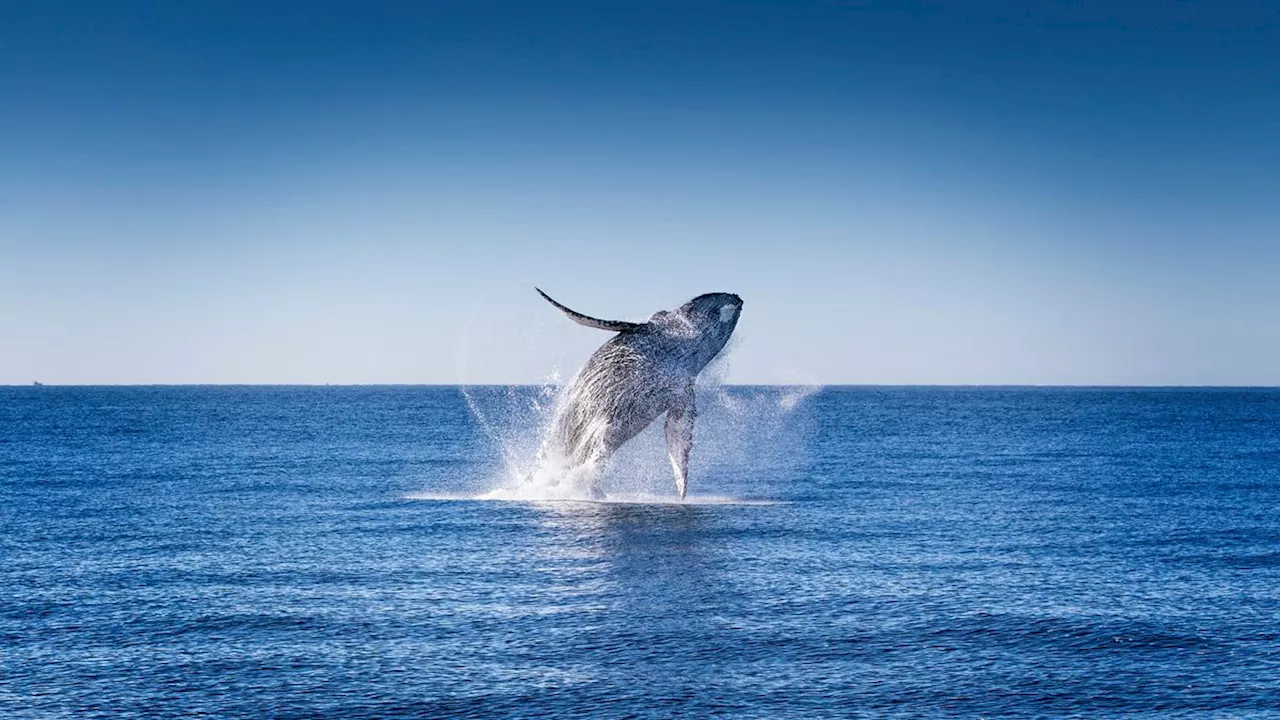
[656,292,743,370]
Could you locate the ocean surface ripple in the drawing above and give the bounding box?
[2,386,1278,718]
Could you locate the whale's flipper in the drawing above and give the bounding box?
[665,388,696,500]
[536,288,645,333]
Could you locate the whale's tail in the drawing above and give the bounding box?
[536,288,645,333]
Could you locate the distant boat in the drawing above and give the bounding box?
[33,381,44,386]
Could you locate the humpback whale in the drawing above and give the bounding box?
[534,288,743,499]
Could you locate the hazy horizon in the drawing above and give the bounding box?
[4,2,1278,386]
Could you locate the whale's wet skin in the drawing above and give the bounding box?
[496,289,744,501]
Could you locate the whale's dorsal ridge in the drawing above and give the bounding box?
[536,288,646,333]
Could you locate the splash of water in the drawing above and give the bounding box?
[458,378,820,503]
[451,305,819,503]
[469,369,615,501]
[460,376,561,488]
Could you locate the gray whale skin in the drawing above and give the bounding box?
[535,288,743,499]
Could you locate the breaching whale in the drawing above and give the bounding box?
[533,288,743,500]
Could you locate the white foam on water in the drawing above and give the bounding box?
[581,493,782,506]
[403,490,782,506]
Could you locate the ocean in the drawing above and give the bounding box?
[2,385,1278,718]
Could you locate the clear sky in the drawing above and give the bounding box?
[2,1,1278,385]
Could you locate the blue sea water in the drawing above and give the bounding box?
[2,385,1278,718]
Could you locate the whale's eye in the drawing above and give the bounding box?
[719,304,737,323]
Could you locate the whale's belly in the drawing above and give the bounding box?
[548,338,682,465]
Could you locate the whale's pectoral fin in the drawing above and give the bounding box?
[536,288,645,333]
[665,390,696,500]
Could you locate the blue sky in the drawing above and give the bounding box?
[2,1,1278,384]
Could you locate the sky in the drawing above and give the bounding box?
[2,0,1278,385]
